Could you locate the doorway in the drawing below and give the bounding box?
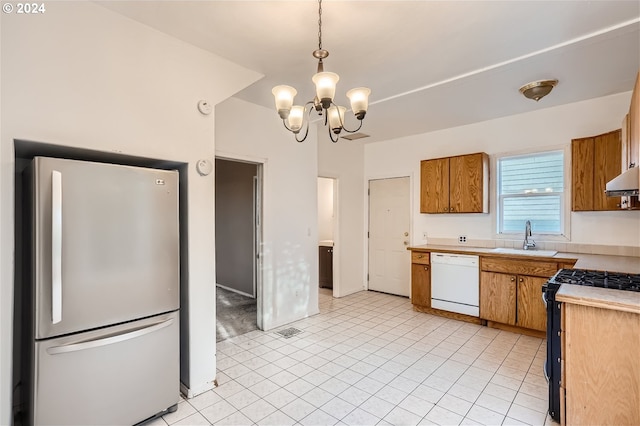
[215,158,262,341]
[317,177,337,297]
[368,177,411,297]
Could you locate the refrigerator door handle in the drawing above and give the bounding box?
[51,170,63,324]
[46,317,175,355]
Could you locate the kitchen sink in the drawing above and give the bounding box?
[490,247,558,257]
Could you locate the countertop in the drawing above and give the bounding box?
[556,284,640,315]
[408,244,640,274]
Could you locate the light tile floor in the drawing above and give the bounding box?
[149,289,556,426]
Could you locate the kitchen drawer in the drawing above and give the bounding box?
[411,252,430,265]
[481,257,558,277]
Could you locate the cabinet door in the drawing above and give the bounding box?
[630,72,639,170]
[411,263,431,307]
[480,272,516,325]
[516,275,547,332]
[593,130,622,211]
[319,246,333,289]
[450,153,488,213]
[420,158,449,213]
[572,130,623,211]
[572,136,594,211]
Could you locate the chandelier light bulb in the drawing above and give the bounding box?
[272,85,297,119]
[287,105,305,133]
[346,87,371,120]
[327,105,346,133]
[312,72,339,109]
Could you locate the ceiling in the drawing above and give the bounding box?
[98,1,640,144]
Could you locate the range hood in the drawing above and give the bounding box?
[605,167,639,197]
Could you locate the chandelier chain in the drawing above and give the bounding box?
[317,0,323,51]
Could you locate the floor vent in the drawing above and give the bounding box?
[275,327,302,338]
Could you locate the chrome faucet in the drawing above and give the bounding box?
[523,220,536,250]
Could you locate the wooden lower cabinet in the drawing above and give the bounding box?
[516,275,548,331]
[480,257,558,333]
[479,272,516,325]
[411,253,430,307]
[411,263,431,307]
[562,303,640,425]
[480,272,546,331]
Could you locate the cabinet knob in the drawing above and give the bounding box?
[443,207,448,212]
[450,207,455,212]
[424,266,429,271]
[417,255,423,258]
[519,278,523,282]
[510,277,516,282]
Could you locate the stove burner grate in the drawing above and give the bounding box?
[550,269,640,292]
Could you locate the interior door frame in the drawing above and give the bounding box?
[318,175,340,297]
[366,173,414,293]
[214,152,265,330]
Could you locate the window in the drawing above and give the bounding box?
[497,151,565,235]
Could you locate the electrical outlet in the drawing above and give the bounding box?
[458,235,467,244]
[422,232,428,240]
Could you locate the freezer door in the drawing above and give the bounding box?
[32,311,179,425]
[31,157,180,339]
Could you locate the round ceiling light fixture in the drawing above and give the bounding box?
[519,79,558,102]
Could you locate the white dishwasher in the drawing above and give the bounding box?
[431,253,480,316]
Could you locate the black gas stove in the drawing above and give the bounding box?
[548,268,640,291]
[543,268,640,421]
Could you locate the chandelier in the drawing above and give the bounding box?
[271,0,371,143]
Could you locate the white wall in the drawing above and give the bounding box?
[317,177,334,242]
[215,97,320,330]
[0,3,261,421]
[318,134,366,297]
[365,92,640,249]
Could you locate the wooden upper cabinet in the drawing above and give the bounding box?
[621,72,640,209]
[450,153,489,213]
[572,130,622,211]
[420,157,449,213]
[420,152,489,214]
[572,136,595,211]
[594,132,623,210]
[629,72,639,170]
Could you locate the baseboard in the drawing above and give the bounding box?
[216,283,255,299]
[412,304,483,325]
[180,380,216,399]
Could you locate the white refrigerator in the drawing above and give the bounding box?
[24,157,180,425]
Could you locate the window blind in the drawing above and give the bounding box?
[498,151,564,234]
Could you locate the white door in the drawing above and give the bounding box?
[368,177,411,296]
